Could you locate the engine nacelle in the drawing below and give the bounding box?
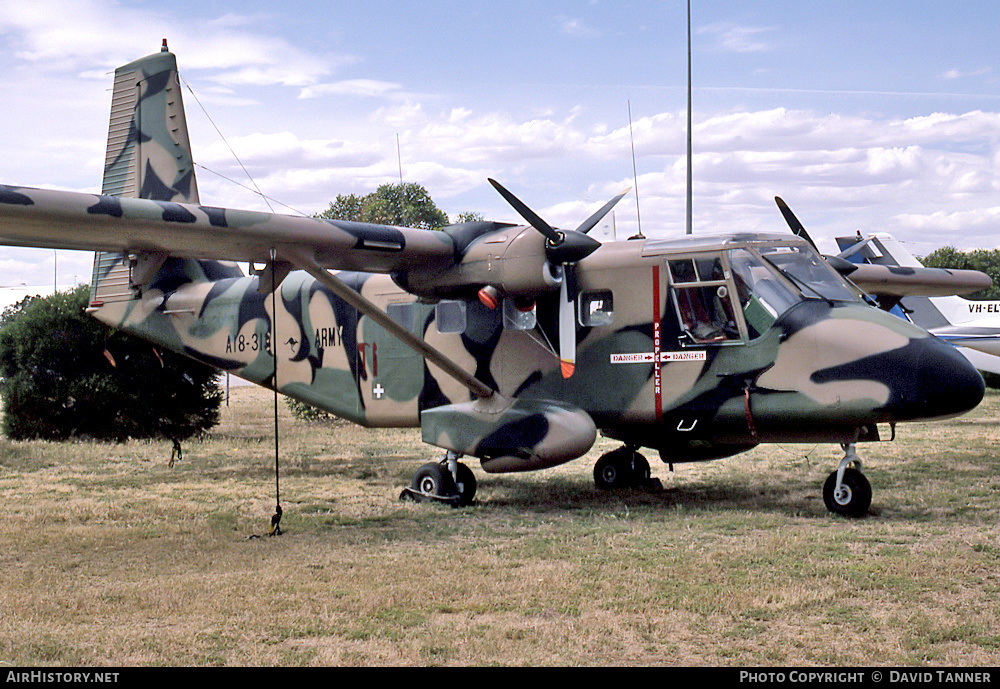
[421,397,597,473]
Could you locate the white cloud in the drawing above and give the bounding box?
[941,67,992,80]
[298,79,405,100]
[0,0,339,87]
[557,16,599,38]
[2,1,1000,283]
[699,23,775,54]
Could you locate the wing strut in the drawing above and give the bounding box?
[283,248,495,400]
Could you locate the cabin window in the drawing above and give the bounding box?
[669,256,725,283]
[502,298,536,330]
[579,290,614,327]
[668,259,697,283]
[435,300,466,334]
[386,302,416,332]
[757,245,858,303]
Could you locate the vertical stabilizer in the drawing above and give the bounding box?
[90,42,240,308]
[102,40,199,203]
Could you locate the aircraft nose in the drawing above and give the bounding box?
[897,336,985,420]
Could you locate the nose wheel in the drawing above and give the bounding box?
[823,444,872,517]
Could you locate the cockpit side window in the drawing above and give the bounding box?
[728,248,797,338]
[668,259,697,283]
[669,253,743,345]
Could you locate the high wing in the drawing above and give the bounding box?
[774,197,991,303]
[0,183,456,275]
[0,42,627,405]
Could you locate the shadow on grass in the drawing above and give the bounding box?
[474,473,827,519]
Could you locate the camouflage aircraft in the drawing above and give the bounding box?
[0,44,988,518]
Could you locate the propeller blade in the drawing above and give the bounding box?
[488,178,561,244]
[774,197,819,252]
[558,266,576,378]
[575,187,632,235]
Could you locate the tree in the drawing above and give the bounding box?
[0,285,222,444]
[317,182,450,230]
[455,211,484,223]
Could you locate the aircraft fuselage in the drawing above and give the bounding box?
[87,230,985,472]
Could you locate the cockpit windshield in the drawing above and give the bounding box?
[755,245,859,303]
[728,244,859,337]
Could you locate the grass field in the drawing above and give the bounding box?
[1,385,999,666]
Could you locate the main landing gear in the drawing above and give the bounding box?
[400,451,477,506]
[593,446,654,490]
[823,443,872,518]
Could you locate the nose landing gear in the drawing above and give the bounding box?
[823,444,872,518]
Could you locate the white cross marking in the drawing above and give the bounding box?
[372,383,385,399]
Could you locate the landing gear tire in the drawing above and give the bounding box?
[453,462,477,506]
[823,468,871,518]
[402,460,477,506]
[411,462,456,498]
[594,448,650,490]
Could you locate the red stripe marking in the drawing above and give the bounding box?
[652,265,662,421]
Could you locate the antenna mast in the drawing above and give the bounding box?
[685,0,693,235]
[628,100,644,239]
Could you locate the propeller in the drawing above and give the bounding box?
[488,179,630,378]
[774,196,857,277]
[774,196,818,252]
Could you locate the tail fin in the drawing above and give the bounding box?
[102,39,198,203]
[90,41,240,306]
[834,232,923,268]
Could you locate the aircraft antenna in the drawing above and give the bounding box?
[192,164,310,216]
[180,76,275,213]
[397,133,406,225]
[397,133,404,186]
[685,0,693,235]
[628,100,644,239]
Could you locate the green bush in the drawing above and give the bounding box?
[0,285,222,441]
[286,397,343,423]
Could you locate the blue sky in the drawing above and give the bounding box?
[1,0,998,300]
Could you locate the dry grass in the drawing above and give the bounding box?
[1,386,999,666]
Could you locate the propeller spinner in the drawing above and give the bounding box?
[488,179,630,378]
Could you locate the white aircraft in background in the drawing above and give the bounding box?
[835,232,1000,374]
